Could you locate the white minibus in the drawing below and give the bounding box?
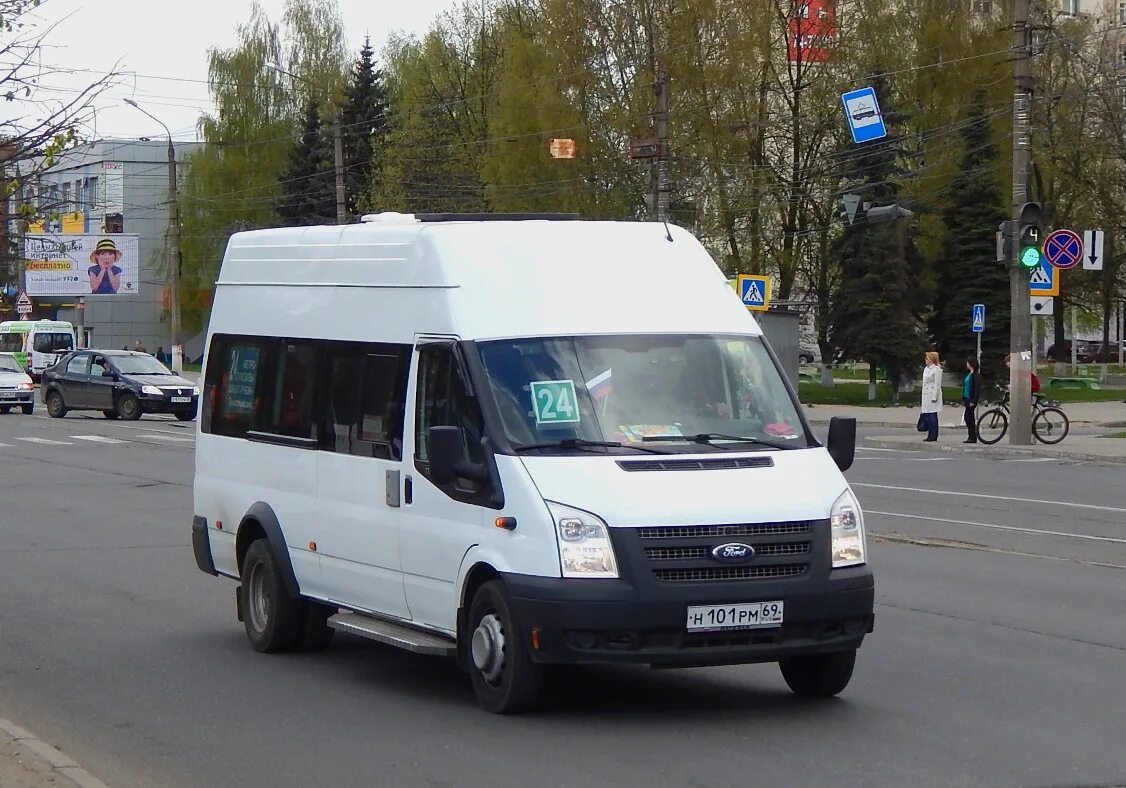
[193,214,873,713]
[0,319,76,379]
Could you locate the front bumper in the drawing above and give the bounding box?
[139,393,198,415]
[0,391,34,406]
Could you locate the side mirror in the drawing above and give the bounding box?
[428,425,488,485]
[827,417,856,472]
[101,368,114,378]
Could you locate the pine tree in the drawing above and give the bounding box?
[830,81,928,400]
[275,99,335,226]
[929,94,1009,382]
[339,36,389,216]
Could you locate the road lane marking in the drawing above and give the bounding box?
[867,510,1126,544]
[856,457,951,462]
[15,436,74,445]
[853,483,1126,514]
[69,435,129,444]
[1004,458,1054,463]
[136,433,194,443]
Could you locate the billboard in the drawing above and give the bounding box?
[23,234,140,296]
[788,1,837,64]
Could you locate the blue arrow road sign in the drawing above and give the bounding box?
[841,87,887,144]
[972,304,985,334]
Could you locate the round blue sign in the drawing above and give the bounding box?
[1043,229,1083,270]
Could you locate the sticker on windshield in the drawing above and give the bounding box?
[619,424,683,443]
[529,380,581,425]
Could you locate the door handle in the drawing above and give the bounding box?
[404,475,413,506]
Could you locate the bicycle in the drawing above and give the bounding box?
[975,390,1070,445]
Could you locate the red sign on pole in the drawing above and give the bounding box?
[788,1,838,64]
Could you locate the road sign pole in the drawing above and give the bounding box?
[976,332,982,365]
[1009,0,1034,445]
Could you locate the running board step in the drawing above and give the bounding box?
[327,611,456,657]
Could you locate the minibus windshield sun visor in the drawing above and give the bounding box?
[477,333,810,455]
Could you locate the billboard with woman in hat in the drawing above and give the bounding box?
[22,234,140,296]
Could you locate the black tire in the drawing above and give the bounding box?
[21,403,32,415]
[799,354,814,365]
[174,411,195,422]
[117,392,142,421]
[296,602,335,652]
[780,649,857,698]
[0,406,9,414]
[976,408,1007,445]
[1033,407,1069,445]
[102,410,119,419]
[45,389,67,418]
[467,580,543,714]
[239,539,303,653]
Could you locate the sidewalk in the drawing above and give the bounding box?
[804,400,1126,430]
[0,718,108,788]
[862,432,1126,465]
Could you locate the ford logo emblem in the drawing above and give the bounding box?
[711,543,755,563]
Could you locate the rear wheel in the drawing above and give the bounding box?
[780,649,856,698]
[467,580,543,714]
[20,403,32,415]
[102,410,119,419]
[45,390,67,418]
[117,392,142,421]
[976,407,1007,445]
[240,540,303,653]
[1033,407,1069,445]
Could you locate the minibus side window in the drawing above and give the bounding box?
[414,344,487,501]
[324,342,410,459]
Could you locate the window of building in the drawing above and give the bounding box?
[1120,2,1126,24]
[1059,0,1079,15]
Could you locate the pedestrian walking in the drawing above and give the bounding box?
[920,351,942,442]
[962,358,983,444]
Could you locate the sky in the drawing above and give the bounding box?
[12,0,456,141]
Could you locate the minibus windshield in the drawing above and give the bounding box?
[0,334,23,352]
[477,334,810,454]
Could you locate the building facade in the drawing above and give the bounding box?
[6,138,203,353]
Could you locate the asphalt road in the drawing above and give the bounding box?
[1,413,1124,787]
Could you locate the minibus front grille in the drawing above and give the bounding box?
[616,457,773,472]
[653,564,807,583]
[645,542,811,561]
[636,522,812,540]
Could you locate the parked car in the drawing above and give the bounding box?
[0,351,35,414]
[41,349,198,421]
[798,342,821,365]
[1046,341,1096,363]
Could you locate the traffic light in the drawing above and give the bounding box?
[1017,202,1043,269]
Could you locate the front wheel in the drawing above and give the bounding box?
[240,540,303,653]
[174,411,195,422]
[976,408,1007,445]
[780,649,856,698]
[467,580,543,714]
[0,406,9,414]
[102,410,119,419]
[21,403,32,415]
[117,392,142,421]
[45,390,67,418]
[1033,407,1069,445]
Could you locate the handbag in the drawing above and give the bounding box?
[916,414,927,432]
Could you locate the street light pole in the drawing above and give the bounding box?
[124,99,183,375]
[266,63,346,224]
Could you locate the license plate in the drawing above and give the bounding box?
[171,396,191,403]
[0,392,19,399]
[686,601,784,632]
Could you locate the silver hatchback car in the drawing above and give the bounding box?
[0,352,35,414]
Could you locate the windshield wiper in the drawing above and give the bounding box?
[641,432,798,451]
[514,438,669,455]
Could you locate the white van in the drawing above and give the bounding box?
[192,214,873,713]
[0,320,76,379]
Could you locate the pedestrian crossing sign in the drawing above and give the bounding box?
[736,274,771,312]
[1028,260,1059,297]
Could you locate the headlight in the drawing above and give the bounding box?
[831,489,866,568]
[18,382,33,390]
[141,385,163,396]
[547,501,618,579]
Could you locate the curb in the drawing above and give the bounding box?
[862,436,1126,466]
[0,717,109,788]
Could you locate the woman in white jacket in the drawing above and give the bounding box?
[920,351,942,441]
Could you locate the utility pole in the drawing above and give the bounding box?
[124,99,183,374]
[1008,0,1034,445]
[333,111,346,224]
[654,62,670,223]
